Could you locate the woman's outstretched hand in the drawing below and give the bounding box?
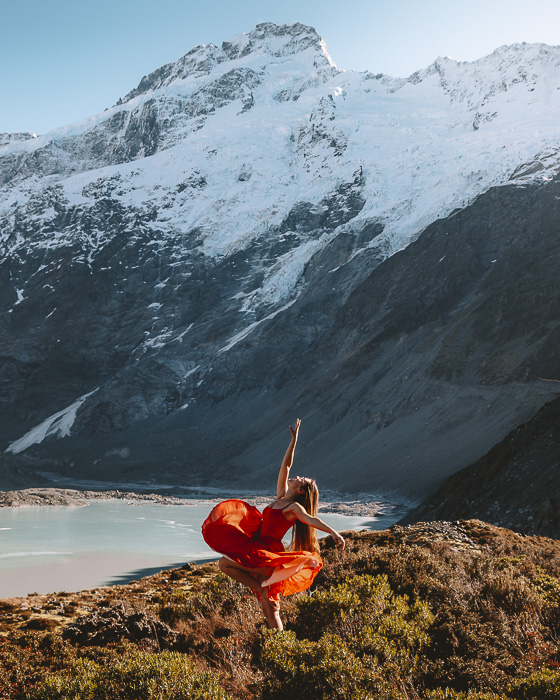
[290,418,301,441]
[334,532,345,549]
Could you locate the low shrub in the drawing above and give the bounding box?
[531,567,560,606]
[260,629,405,700]
[158,574,245,625]
[22,619,59,632]
[2,523,560,700]
[425,691,505,699]
[27,649,229,700]
[261,574,433,698]
[0,632,77,699]
[509,668,560,699]
[293,574,433,671]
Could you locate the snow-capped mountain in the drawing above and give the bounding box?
[1,23,560,498]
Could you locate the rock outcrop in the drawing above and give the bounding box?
[62,603,176,647]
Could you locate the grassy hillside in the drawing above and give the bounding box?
[2,520,560,699]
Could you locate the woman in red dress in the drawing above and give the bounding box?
[202,419,345,629]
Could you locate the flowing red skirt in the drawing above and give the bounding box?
[201,499,322,601]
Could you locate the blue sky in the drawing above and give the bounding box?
[2,0,560,135]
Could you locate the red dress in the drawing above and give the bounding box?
[201,499,322,601]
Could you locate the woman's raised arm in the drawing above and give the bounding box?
[276,419,301,499]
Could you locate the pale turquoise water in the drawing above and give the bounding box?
[0,500,393,597]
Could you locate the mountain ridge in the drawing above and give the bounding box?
[2,23,560,508]
[118,21,337,105]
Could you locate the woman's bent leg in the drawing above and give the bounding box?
[218,559,282,628]
[218,557,264,592]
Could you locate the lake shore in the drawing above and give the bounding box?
[0,486,408,518]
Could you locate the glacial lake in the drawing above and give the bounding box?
[0,500,397,598]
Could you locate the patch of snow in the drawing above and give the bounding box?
[5,389,98,454]
[219,299,297,354]
[172,324,194,344]
[142,329,174,350]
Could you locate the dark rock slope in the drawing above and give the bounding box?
[3,175,560,499]
[400,394,560,537]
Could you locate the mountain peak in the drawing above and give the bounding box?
[119,22,335,105]
[222,22,335,64]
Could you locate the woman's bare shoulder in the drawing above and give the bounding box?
[284,501,307,515]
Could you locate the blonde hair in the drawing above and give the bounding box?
[290,479,319,553]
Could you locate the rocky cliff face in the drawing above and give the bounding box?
[400,394,560,537]
[1,23,560,499]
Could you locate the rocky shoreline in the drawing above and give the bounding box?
[0,488,194,508]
